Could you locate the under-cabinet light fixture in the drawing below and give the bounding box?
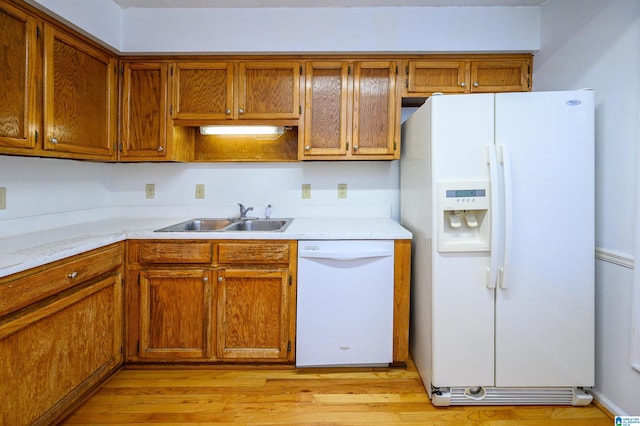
[199,125,285,136]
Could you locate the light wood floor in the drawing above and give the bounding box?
[62,359,612,425]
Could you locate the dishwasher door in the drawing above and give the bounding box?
[296,240,395,367]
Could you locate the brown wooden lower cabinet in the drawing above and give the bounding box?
[0,243,124,426]
[126,239,298,364]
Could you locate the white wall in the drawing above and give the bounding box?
[534,0,640,416]
[23,0,123,50]
[121,6,539,53]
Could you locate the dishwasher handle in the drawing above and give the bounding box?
[298,249,394,261]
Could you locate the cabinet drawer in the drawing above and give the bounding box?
[217,241,291,265]
[135,241,213,264]
[0,243,123,317]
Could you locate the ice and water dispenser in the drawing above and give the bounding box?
[437,181,491,252]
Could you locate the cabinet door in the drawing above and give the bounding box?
[352,61,398,157]
[238,61,300,120]
[470,59,530,93]
[0,274,122,426]
[139,269,213,360]
[0,1,39,150]
[406,60,467,94]
[217,268,290,361]
[302,61,349,157]
[120,62,169,159]
[172,61,234,120]
[43,24,117,159]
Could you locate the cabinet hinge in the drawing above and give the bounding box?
[405,65,409,75]
[121,66,125,76]
[394,141,397,151]
[136,341,139,353]
[395,65,398,74]
[35,130,38,142]
[169,105,173,115]
[346,141,349,151]
[299,105,302,115]
[348,65,351,75]
[288,274,292,286]
[170,65,173,76]
[405,78,408,88]
[137,274,140,286]
[299,65,303,75]
[120,346,123,355]
[36,26,41,38]
[287,341,291,352]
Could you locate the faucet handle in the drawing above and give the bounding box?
[265,204,272,220]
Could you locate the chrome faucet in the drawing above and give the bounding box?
[238,203,254,218]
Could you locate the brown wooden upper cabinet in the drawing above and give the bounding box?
[0,1,39,151]
[405,57,531,96]
[172,60,301,121]
[302,60,399,160]
[119,61,193,161]
[43,23,117,160]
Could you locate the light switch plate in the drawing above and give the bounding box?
[145,183,155,199]
[302,184,311,199]
[0,187,6,209]
[195,184,205,199]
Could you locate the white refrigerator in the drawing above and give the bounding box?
[400,90,595,406]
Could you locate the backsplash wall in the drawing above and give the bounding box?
[0,155,401,228]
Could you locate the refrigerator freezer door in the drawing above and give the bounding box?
[429,94,496,387]
[494,90,595,387]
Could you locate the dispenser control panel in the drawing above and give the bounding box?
[437,180,491,252]
[441,183,490,211]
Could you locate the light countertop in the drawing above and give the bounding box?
[0,216,411,278]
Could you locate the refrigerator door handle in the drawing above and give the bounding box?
[486,144,500,289]
[499,144,512,289]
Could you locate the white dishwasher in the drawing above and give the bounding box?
[296,240,395,367]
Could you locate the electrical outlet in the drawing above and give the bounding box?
[195,184,205,199]
[338,183,347,199]
[0,187,6,210]
[145,183,155,199]
[302,184,311,199]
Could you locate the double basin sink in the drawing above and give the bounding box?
[155,217,293,233]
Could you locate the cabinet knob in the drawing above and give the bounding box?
[203,277,208,283]
[67,271,78,279]
[218,276,223,282]
[305,145,310,151]
[238,108,244,114]
[225,109,231,115]
[157,146,164,152]
[50,137,58,144]
[474,82,479,87]
[354,145,359,150]
[460,82,466,87]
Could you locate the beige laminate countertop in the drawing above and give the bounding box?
[0,217,411,278]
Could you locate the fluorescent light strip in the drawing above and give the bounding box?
[200,125,285,136]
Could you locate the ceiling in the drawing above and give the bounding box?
[112,0,546,8]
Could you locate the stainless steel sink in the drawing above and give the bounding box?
[223,219,290,232]
[155,218,292,232]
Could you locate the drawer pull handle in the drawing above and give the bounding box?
[67,271,78,279]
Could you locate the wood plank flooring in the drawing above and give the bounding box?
[62,360,612,425]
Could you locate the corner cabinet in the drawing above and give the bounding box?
[0,0,40,151]
[43,23,117,160]
[0,243,124,426]
[125,239,296,364]
[301,60,400,160]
